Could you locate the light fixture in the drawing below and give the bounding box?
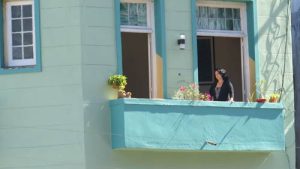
[177,34,186,50]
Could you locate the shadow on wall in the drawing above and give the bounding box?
[257,0,295,169]
[256,0,293,98]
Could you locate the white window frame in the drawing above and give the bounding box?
[120,0,152,33]
[5,0,36,67]
[196,1,247,37]
[196,1,250,101]
[120,0,157,98]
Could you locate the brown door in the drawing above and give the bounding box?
[122,32,150,98]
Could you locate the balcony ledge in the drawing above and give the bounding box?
[110,98,285,152]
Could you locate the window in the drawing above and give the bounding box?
[6,1,35,67]
[0,0,41,74]
[197,6,241,31]
[195,1,249,101]
[119,0,157,98]
[121,2,147,27]
[120,0,152,32]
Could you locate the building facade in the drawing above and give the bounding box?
[0,0,295,169]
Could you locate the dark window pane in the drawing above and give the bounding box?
[226,19,233,30]
[128,3,138,25]
[233,19,241,31]
[24,46,33,59]
[120,3,129,25]
[12,19,21,32]
[218,8,225,18]
[209,8,218,18]
[225,8,232,18]
[199,7,208,18]
[23,5,32,17]
[12,6,21,18]
[13,47,22,60]
[12,33,22,46]
[233,9,240,19]
[23,33,33,45]
[23,19,33,31]
[120,3,128,19]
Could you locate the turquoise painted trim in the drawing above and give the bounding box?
[111,98,284,109]
[34,0,42,72]
[114,0,123,74]
[191,0,198,84]
[0,1,3,68]
[246,1,260,96]
[246,1,261,92]
[0,0,42,74]
[110,98,285,151]
[154,0,167,98]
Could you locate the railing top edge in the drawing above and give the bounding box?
[109,98,284,109]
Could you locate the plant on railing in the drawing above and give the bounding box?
[247,80,281,103]
[173,83,211,101]
[268,92,280,103]
[107,75,131,98]
[255,80,267,103]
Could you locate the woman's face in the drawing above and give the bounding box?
[215,71,223,81]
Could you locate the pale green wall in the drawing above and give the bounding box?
[80,1,117,169]
[0,0,86,168]
[165,0,194,97]
[0,0,295,169]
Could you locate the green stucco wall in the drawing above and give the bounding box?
[0,0,86,168]
[165,0,194,97]
[0,0,295,169]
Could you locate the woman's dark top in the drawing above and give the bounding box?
[209,81,234,101]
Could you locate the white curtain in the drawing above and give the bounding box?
[197,6,241,31]
[121,3,147,26]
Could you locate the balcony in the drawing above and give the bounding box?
[110,98,284,151]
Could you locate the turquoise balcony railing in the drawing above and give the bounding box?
[110,98,284,151]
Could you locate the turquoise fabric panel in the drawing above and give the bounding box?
[110,99,284,151]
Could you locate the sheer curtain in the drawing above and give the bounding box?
[121,3,147,26]
[197,6,241,31]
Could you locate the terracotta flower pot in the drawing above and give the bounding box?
[269,98,279,103]
[256,98,266,103]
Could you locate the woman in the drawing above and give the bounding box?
[209,68,234,101]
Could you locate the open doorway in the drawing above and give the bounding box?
[198,36,243,101]
[196,2,249,101]
[119,0,156,99]
[122,32,150,98]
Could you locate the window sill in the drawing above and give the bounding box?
[110,98,285,152]
[0,65,41,74]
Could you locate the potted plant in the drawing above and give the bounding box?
[107,75,131,98]
[255,80,267,103]
[268,92,280,103]
[173,83,211,101]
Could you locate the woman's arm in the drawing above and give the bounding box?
[229,81,234,101]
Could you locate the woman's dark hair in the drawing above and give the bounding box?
[215,68,229,82]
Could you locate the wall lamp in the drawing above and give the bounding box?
[177,34,186,50]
